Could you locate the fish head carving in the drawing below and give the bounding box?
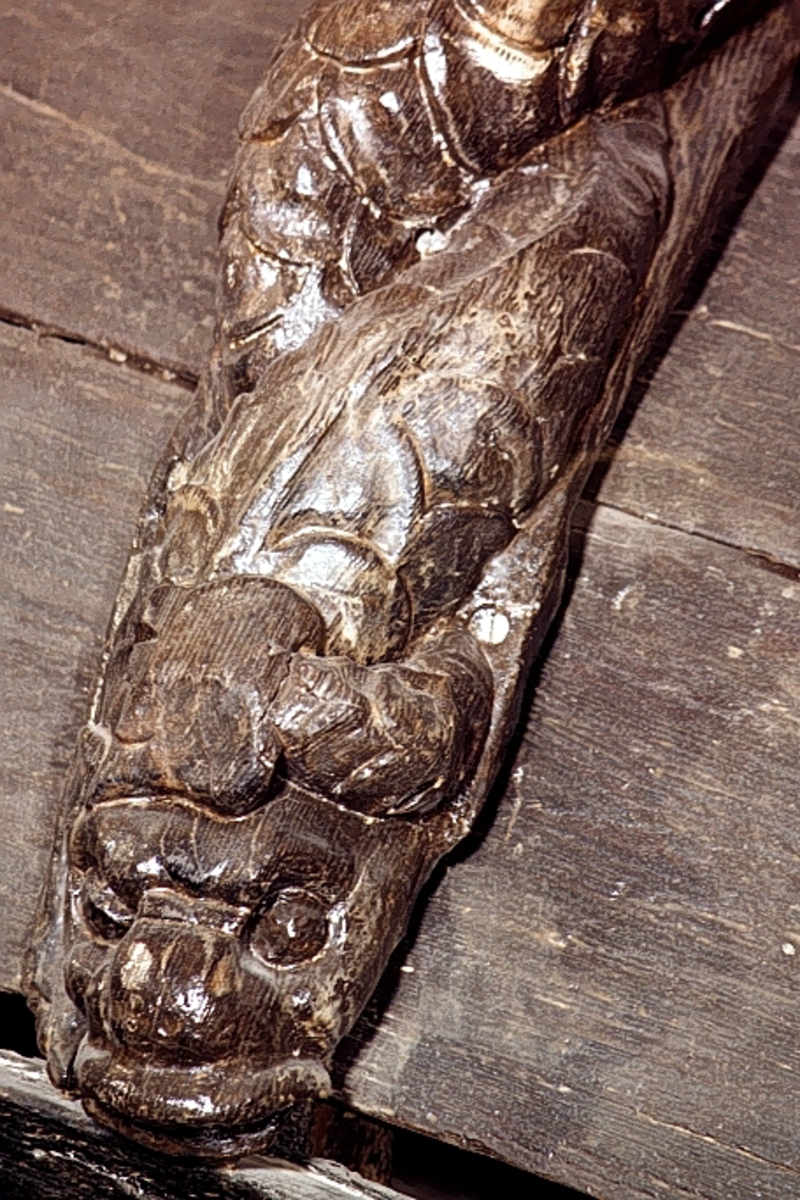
[25,0,787,1161]
[37,540,492,1150]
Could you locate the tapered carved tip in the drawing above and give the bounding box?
[28,0,799,1161]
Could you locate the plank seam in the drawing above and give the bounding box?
[591,498,800,581]
[0,306,197,392]
[4,294,797,585]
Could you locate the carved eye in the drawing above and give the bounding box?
[249,887,329,966]
[81,870,135,941]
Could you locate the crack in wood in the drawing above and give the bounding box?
[588,498,800,581]
[0,306,198,391]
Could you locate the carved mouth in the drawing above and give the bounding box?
[74,1038,331,1157]
[56,785,434,1157]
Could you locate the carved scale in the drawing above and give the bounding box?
[26,0,798,1159]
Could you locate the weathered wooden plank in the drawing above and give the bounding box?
[27,5,796,1164]
[1,0,798,566]
[0,0,306,182]
[338,502,800,1199]
[0,5,797,1198]
[700,100,800,352]
[0,87,220,373]
[597,102,800,567]
[0,0,313,372]
[0,1050,406,1200]
[0,323,188,989]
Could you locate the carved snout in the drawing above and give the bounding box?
[69,876,342,1154]
[63,784,439,1154]
[108,917,254,1065]
[68,879,338,1153]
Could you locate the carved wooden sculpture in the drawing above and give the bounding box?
[26,0,798,1159]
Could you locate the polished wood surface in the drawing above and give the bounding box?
[1,1,798,1196]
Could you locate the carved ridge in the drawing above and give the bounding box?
[26,0,799,1160]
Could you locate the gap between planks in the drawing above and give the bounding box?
[584,498,800,584]
[0,307,197,391]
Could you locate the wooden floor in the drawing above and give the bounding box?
[0,4,798,1198]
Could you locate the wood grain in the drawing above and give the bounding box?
[0,0,305,182]
[0,0,314,373]
[25,3,798,1163]
[0,87,219,374]
[0,1,798,1196]
[0,0,796,557]
[338,502,800,1199]
[0,323,188,988]
[597,109,800,567]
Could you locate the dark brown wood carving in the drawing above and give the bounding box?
[26,0,797,1160]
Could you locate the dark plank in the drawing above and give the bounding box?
[597,105,800,567]
[1,0,798,566]
[0,4,798,1198]
[701,104,800,352]
[338,502,800,1200]
[0,324,188,988]
[0,1050,406,1200]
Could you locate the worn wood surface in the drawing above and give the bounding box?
[0,1,296,181]
[0,0,304,373]
[0,325,187,987]
[0,0,794,553]
[338,501,800,1198]
[0,86,219,375]
[0,1049,406,1200]
[595,111,800,567]
[0,2,798,1198]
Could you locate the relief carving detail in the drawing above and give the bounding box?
[26,0,797,1159]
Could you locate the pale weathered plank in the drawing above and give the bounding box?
[0,0,306,182]
[0,0,313,373]
[0,87,220,373]
[338,502,800,1200]
[596,98,800,567]
[0,323,188,988]
[0,1050,406,1200]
